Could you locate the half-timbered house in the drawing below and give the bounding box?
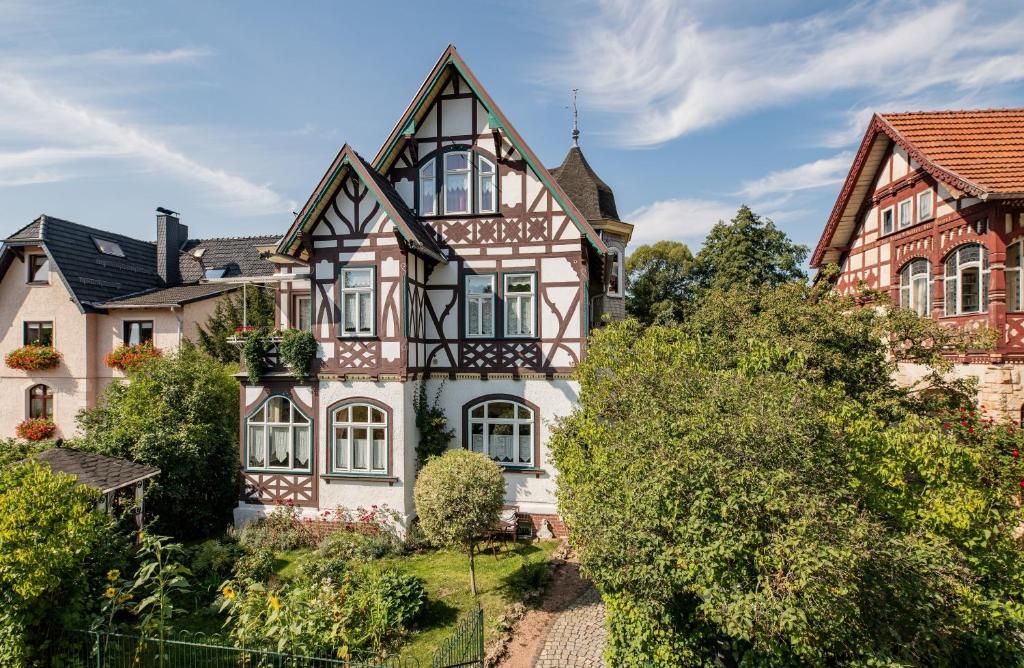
[812,109,1024,417]
[234,46,632,535]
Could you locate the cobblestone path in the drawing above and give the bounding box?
[535,585,606,667]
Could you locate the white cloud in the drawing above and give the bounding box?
[0,72,294,215]
[738,151,853,199]
[83,47,212,65]
[551,1,1024,146]
[626,198,739,246]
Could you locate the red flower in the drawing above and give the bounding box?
[969,411,975,417]
[968,426,974,433]
[943,422,951,429]
[16,418,55,441]
[1013,449,1019,458]
[961,420,969,426]
[1019,480,1024,489]
[5,345,62,371]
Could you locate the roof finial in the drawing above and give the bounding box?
[571,88,580,147]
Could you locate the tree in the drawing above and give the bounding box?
[624,240,693,325]
[689,205,808,296]
[77,344,240,539]
[551,288,1024,666]
[0,462,110,663]
[198,286,275,364]
[413,450,504,595]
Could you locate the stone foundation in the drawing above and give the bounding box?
[896,361,1024,421]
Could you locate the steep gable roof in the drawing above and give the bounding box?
[812,108,1024,268]
[371,45,608,254]
[179,235,280,283]
[277,144,445,262]
[550,146,620,222]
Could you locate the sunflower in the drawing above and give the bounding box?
[269,595,280,611]
[222,585,236,601]
[106,569,120,582]
[104,587,116,599]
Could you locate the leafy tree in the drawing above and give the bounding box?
[551,289,1024,666]
[624,240,693,325]
[413,450,504,595]
[0,462,110,663]
[198,286,275,364]
[689,205,808,296]
[77,344,240,539]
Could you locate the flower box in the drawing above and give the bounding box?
[16,418,55,441]
[5,345,61,371]
[105,342,162,371]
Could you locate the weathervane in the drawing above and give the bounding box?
[571,88,580,146]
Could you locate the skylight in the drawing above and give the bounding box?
[204,267,227,279]
[92,237,125,257]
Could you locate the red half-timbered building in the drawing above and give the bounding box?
[812,109,1024,415]
[234,46,633,534]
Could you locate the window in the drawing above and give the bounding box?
[28,384,52,420]
[444,152,471,214]
[465,275,495,337]
[608,249,622,296]
[23,322,53,347]
[331,402,388,474]
[898,198,913,229]
[123,321,154,346]
[899,259,931,316]
[27,254,49,283]
[881,207,894,236]
[294,295,312,331]
[418,159,436,215]
[1008,241,1023,312]
[246,396,311,471]
[92,237,125,257]
[504,274,535,337]
[204,267,227,279]
[477,155,496,213]
[339,268,374,336]
[944,244,989,316]
[467,399,535,466]
[917,190,933,222]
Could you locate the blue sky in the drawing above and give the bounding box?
[3,1,1024,255]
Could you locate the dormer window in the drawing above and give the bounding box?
[418,159,436,216]
[93,237,124,257]
[27,254,48,284]
[477,155,496,213]
[444,151,471,214]
[204,267,227,279]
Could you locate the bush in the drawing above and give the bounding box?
[238,506,308,552]
[4,345,61,371]
[278,328,318,379]
[104,342,162,371]
[0,462,110,664]
[414,450,505,595]
[14,418,55,441]
[190,538,244,593]
[0,438,56,468]
[233,546,275,583]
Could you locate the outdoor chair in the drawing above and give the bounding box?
[486,506,519,557]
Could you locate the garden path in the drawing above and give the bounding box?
[534,585,606,667]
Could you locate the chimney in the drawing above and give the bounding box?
[156,208,187,286]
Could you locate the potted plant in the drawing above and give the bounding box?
[279,329,318,380]
[105,342,162,371]
[16,417,55,441]
[242,327,273,383]
[5,345,62,371]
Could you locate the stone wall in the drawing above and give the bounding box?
[896,361,1024,420]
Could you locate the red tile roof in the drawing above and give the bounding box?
[879,109,1024,195]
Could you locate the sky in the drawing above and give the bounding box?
[3,0,1024,256]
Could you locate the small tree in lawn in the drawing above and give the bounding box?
[414,450,504,595]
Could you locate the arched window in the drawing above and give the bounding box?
[28,384,52,419]
[608,248,623,297]
[444,151,471,214]
[1008,241,1022,312]
[899,259,930,316]
[466,398,536,466]
[330,401,388,475]
[246,396,311,472]
[418,159,436,215]
[944,244,989,316]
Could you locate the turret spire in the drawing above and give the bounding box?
[571,88,580,147]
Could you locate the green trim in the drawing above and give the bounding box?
[283,157,351,254]
[401,119,416,136]
[402,273,409,339]
[487,111,502,129]
[337,263,377,339]
[502,270,539,340]
[242,394,314,476]
[583,282,590,339]
[463,271,497,338]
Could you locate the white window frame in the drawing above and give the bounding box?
[339,267,375,337]
[881,206,895,236]
[1007,240,1022,312]
[477,154,496,214]
[503,273,536,338]
[330,402,388,475]
[899,259,931,316]
[898,197,913,229]
[245,396,311,472]
[917,190,933,222]
[443,151,472,215]
[467,399,535,467]
[418,158,436,216]
[465,274,496,338]
[294,294,312,331]
[944,244,989,316]
[607,248,623,297]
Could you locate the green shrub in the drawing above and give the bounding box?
[238,507,308,551]
[316,527,401,562]
[279,328,318,379]
[0,437,58,468]
[296,553,350,584]
[190,538,244,592]
[233,547,275,583]
[76,345,239,539]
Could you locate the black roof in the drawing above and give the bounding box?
[1,216,280,312]
[357,153,445,258]
[98,283,237,307]
[33,448,159,494]
[550,146,620,222]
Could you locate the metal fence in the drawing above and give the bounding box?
[48,608,484,668]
